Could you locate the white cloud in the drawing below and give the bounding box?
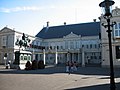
[0,5,88,13]
[0,8,10,13]
[0,6,42,13]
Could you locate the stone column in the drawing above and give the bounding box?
[72,53,74,61]
[43,49,46,65]
[82,48,85,67]
[78,51,80,63]
[67,53,69,61]
[32,49,35,61]
[55,48,58,65]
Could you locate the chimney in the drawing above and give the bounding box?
[93,19,96,22]
[64,22,66,25]
[6,25,8,27]
[13,28,15,30]
[115,6,118,9]
[47,21,49,27]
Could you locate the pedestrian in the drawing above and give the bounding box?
[73,61,78,72]
[70,61,74,72]
[68,61,71,74]
[66,61,69,72]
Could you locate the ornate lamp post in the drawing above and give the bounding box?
[99,0,116,90]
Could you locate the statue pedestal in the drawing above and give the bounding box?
[12,51,32,70]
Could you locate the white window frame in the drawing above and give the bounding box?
[114,22,120,38]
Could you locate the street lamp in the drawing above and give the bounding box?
[99,0,116,90]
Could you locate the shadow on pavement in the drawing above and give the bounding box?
[75,67,120,76]
[65,82,120,90]
[0,65,65,74]
[0,65,120,78]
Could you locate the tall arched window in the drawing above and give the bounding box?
[114,22,120,37]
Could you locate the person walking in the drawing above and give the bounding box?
[73,61,78,72]
[66,61,69,73]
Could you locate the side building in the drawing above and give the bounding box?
[100,7,120,67]
[0,27,43,65]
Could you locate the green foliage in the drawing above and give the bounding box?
[25,61,32,70]
[38,60,45,69]
[32,60,38,70]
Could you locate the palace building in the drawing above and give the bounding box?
[36,21,101,66]
[0,7,120,68]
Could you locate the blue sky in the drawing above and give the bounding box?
[0,0,120,36]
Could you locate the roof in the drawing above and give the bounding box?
[0,27,36,38]
[36,22,100,39]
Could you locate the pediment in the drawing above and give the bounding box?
[112,7,120,16]
[63,32,81,39]
[0,27,14,33]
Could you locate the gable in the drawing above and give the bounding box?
[112,7,120,16]
[63,32,81,39]
[0,27,15,34]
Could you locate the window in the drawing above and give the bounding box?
[57,46,59,49]
[99,56,101,59]
[28,55,31,61]
[94,56,97,59]
[115,30,119,36]
[24,56,27,60]
[75,41,79,49]
[36,41,38,45]
[119,23,120,29]
[54,46,56,50]
[21,56,23,60]
[114,22,120,37]
[115,24,118,29]
[95,44,97,48]
[92,53,95,56]
[82,45,84,47]
[86,45,89,48]
[116,46,120,59]
[70,41,74,49]
[61,46,63,49]
[90,44,92,48]
[2,36,7,46]
[65,41,68,49]
[20,54,23,60]
[91,56,93,59]
[98,44,101,48]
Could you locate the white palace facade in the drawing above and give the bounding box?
[0,7,120,67]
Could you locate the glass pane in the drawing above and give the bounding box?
[70,42,74,49]
[24,56,27,60]
[86,45,88,48]
[119,23,120,29]
[119,30,120,36]
[95,44,97,48]
[82,45,84,47]
[116,46,120,59]
[115,30,118,36]
[90,44,92,48]
[28,56,30,60]
[21,56,23,60]
[115,24,118,29]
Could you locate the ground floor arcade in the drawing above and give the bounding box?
[34,49,101,67]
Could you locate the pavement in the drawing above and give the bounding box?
[0,65,120,90]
